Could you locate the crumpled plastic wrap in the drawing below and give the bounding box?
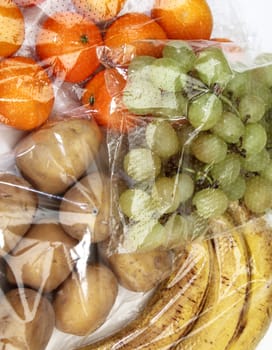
[0,1,272,350]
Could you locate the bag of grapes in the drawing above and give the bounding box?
[94,39,272,249]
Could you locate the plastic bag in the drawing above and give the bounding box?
[0,1,272,350]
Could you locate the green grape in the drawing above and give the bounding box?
[123,148,161,182]
[253,53,272,88]
[194,46,233,88]
[254,52,272,65]
[241,123,267,156]
[162,40,196,72]
[212,111,245,143]
[260,111,272,149]
[127,55,156,76]
[177,123,195,151]
[123,74,188,117]
[123,220,167,252]
[222,176,246,201]
[241,148,270,172]
[163,92,188,118]
[119,189,155,220]
[172,72,197,95]
[244,176,272,214]
[192,188,229,219]
[191,133,227,164]
[151,176,181,214]
[175,173,195,202]
[224,70,252,99]
[123,71,160,115]
[211,154,241,187]
[124,54,189,117]
[150,90,188,117]
[164,213,189,248]
[124,52,194,117]
[250,81,272,111]
[260,160,272,182]
[238,94,265,123]
[149,57,185,92]
[145,120,180,158]
[185,213,209,239]
[188,93,223,131]
[225,67,272,111]
[124,59,165,115]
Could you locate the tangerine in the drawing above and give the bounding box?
[210,38,243,54]
[211,38,232,43]
[71,0,126,23]
[0,56,54,130]
[0,0,25,58]
[151,0,213,40]
[104,12,167,61]
[36,11,103,83]
[82,68,138,133]
[14,0,44,6]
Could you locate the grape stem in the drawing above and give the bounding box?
[184,165,214,189]
[187,79,241,118]
[219,94,241,117]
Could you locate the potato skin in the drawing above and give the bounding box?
[53,264,118,336]
[0,173,38,256]
[108,249,173,292]
[6,222,78,293]
[59,172,111,243]
[15,118,102,194]
[0,288,55,350]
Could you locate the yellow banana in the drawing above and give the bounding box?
[226,203,272,350]
[76,206,272,350]
[175,214,249,350]
[77,240,211,350]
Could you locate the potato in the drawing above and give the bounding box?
[53,263,118,336]
[15,118,102,194]
[6,222,78,293]
[0,173,38,256]
[59,172,111,243]
[0,288,55,350]
[108,249,173,292]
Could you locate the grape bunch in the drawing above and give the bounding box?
[117,41,272,250]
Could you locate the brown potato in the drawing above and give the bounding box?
[0,288,55,350]
[53,263,118,336]
[108,249,173,292]
[6,222,78,293]
[0,173,38,256]
[15,118,102,194]
[59,172,111,243]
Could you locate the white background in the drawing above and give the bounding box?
[231,0,272,53]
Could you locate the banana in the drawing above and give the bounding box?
[226,203,272,350]
[174,214,249,350]
[77,240,211,350]
[76,205,272,350]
